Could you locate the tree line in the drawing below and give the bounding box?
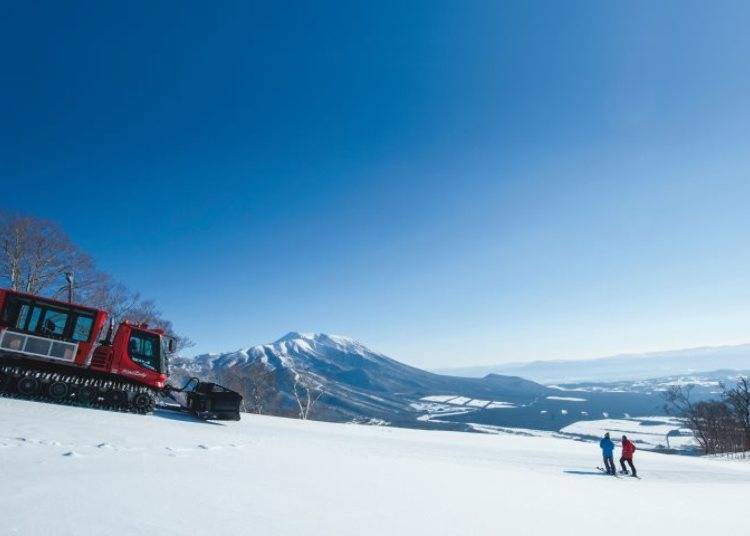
[0,211,191,350]
[664,376,750,458]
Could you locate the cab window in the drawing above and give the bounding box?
[15,303,30,330]
[27,307,42,332]
[1,297,43,333]
[71,315,94,342]
[0,294,97,343]
[40,308,69,338]
[128,331,159,371]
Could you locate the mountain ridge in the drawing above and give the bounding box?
[437,343,750,383]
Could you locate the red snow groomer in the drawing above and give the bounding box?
[0,288,242,420]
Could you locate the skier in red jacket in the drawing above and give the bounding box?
[619,435,637,477]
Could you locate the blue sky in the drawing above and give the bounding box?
[3,2,750,368]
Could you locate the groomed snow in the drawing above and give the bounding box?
[2,398,748,536]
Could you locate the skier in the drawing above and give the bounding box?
[619,435,637,477]
[599,432,616,475]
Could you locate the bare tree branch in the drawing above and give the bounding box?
[0,211,193,353]
[290,370,324,420]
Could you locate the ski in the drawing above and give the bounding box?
[596,466,619,477]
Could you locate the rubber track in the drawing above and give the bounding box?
[0,364,157,414]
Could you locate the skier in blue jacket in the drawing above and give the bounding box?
[599,432,616,475]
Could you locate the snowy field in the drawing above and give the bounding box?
[412,395,517,421]
[419,395,517,408]
[561,416,696,451]
[2,398,749,536]
[546,395,587,402]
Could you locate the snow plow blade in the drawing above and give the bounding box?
[185,381,243,421]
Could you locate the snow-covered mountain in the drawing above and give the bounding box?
[173,333,676,432]
[174,332,548,427]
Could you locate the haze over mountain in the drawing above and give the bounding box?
[438,344,750,384]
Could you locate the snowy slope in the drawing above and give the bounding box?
[2,397,749,536]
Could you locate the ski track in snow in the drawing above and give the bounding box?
[2,397,749,536]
